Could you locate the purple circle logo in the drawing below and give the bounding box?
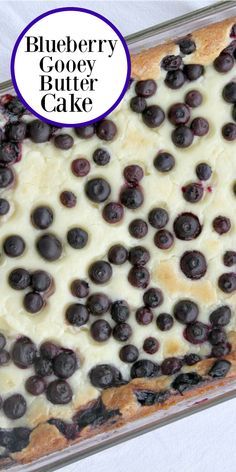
[11,7,131,127]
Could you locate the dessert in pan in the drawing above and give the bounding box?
[0,16,236,466]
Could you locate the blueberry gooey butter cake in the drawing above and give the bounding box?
[1,17,236,465]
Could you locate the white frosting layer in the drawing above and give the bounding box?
[0,61,236,429]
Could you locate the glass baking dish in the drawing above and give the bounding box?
[1,1,236,470]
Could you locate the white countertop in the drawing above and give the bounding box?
[1,1,236,471]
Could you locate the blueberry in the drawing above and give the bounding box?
[143,337,159,354]
[88,260,112,284]
[129,219,148,239]
[67,227,88,249]
[119,345,139,363]
[130,360,161,378]
[3,394,27,419]
[0,142,20,165]
[75,125,95,139]
[6,122,26,142]
[222,40,236,56]
[23,292,44,314]
[89,364,123,388]
[0,166,14,188]
[211,343,231,358]
[180,251,207,279]
[191,117,209,136]
[46,380,73,404]
[168,103,190,125]
[123,165,144,184]
[93,148,110,166]
[174,299,199,324]
[213,216,231,235]
[36,234,62,261]
[130,96,147,113]
[102,202,124,224]
[223,251,236,267]
[196,163,212,181]
[31,270,52,292]
[28,120,51,143]
[34,357,53,377]
[156,313,174,331]
[154,230,174,249]
[154,152,175,172]
[222,82,236,103]
[11,337,37,368]
[31,206,53,230]
[208,327,227,345]
[214,53,234,73]
[165,70,185,89]
[110,300,129,323]
[182,183,204,203]
[0,350,10,365]
[208,360,231,378]
[85,178,111,203]
[222,123,236,141]
[8,268,31,290]
[108,244,128,265]
[4,235,25,257]
[70,279,89,298]
[129,246,150,266]
[87,293,110,315]
[171,372,202,393]
[172,126,194,148]
[113,323,132,342]
[54,134,74,150]
[90,320,112,342]
[71,158,90,177]
[53,352,77,379]
[135,79,157,97]
[5,96,25,116]
[60,191,77,208]
[184,321,209,344]
[120,187,144,209]
[40,342,59,360]
[148,207,169,229]
[184,353,201,366]
[96,120,117,141]
[25,375,45,395]
[142,105,165,128]
[218,273,236,293]
[135,307,153,325]
[161,357,183,375]
[174,212,201,240]
[143,287,163,308]
[0,198,10,215]
[185,90,203,108]
[161,55,183,71]
[128,266,150,289]
[183,64,204,80]
[177,37,196,54]
[66,304,89,326]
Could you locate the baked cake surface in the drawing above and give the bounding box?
[0,16,236,466]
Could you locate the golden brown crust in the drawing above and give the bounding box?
[11,349,236,465]
[131,17,236,79]
[3,16,236,468]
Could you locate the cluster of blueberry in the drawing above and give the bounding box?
[129,31,236,143]
[8,268,53,313]
[0,337,78,420]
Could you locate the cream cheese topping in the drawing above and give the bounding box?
[0,62,236,430]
